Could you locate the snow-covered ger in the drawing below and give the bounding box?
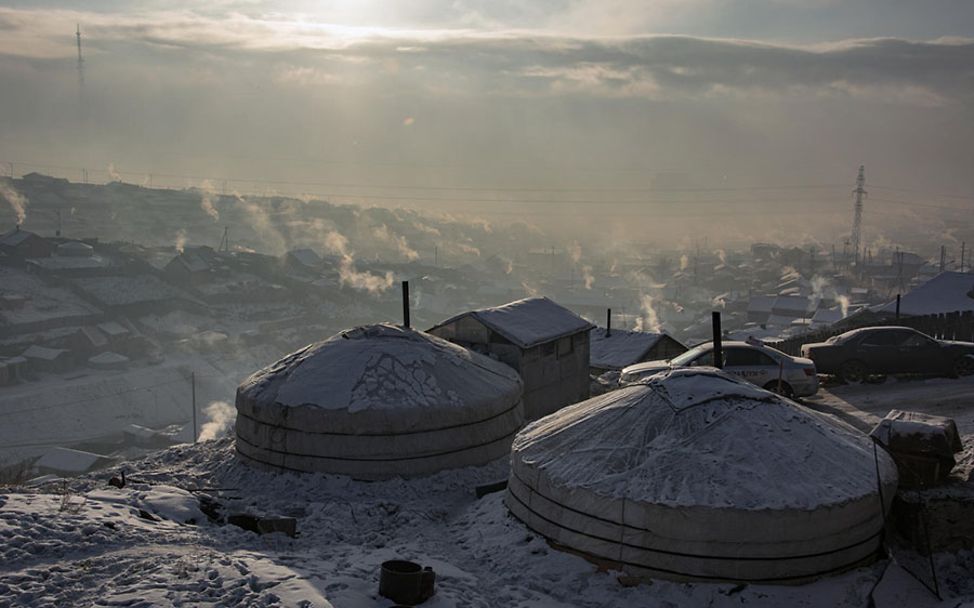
[235,323,524,480]
[506,368,897,583]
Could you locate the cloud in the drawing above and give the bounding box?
[1,6,971,104]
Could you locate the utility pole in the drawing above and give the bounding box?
[219,226,230,252]
[962,242,967,273]
[850,165,866,266]
[191,372,197,444]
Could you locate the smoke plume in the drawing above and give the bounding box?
[234,192,287,255]
[107,162,122,182]
[373,224,419,261]
[0,179,28,224]
[323,229,395,294]
[582,265,595,290]
[174,228,187,253]
[635,294,662,332]
[198,400,234,442]
[569,241,582,264]
[199,180,219,221]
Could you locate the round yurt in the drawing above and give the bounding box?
[235,323,524,480]
[506,368,897,584]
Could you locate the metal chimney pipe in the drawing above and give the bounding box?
[895,294,901,321]
[402,281,410,328]
[712,311,723,369]
[606,308,612,337]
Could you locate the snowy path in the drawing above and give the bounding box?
[3,439,973,607]
[803,375,974,437]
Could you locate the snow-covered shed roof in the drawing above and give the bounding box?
[36,447,111,473]
[286,248,322,268]
[168,252,210,273]
[874,272,974,316]
[771,295,815,317]
[97,320,131,337]
[22,345,69,360]
[589,327,668,370]
[56,240,94,256]
[88,351,130,366]
[431,297,594,349]
[0,228,38,247]
[747,295,776,314]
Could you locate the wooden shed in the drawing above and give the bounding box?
[429,297,594,420]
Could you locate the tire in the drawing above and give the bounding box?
[954,356,974,378]
[763,381,794,398]
[839,360,868,384]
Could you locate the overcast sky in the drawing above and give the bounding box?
[0,1,972,244]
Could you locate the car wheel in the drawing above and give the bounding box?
[954,356,974,377]
[839,360,868,384]
[763,381,793,398]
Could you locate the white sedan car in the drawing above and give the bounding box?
[620,340,819,397]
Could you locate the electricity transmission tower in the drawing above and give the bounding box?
[850,165,866,266]
[76,24,84,89]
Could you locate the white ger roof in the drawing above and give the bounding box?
[432,296,594,349]
[513,368,895,510]
[239,323,522,413]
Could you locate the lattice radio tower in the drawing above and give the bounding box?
[850,165,866,265]
[76,24,84,89]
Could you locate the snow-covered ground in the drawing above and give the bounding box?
[804,375,974,478]
[2,438,972,607]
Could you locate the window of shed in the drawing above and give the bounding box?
[542,342,556,357]
[557,336,573,358]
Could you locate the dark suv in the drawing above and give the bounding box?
[801,326,974,383]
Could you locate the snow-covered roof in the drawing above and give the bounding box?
[747,295,776,314]
[0,228,39,247]
[168,252,210,273]
[589,327,667,370]
[22,345,69,360]
[811,306,844,326]
[286,248,322,268]
[97,320,130,336]
[88,351,130,366]
[511,367,897,510]
[35,447,110,473]
[874,272,974,316]
[239,323,522,412]
[432,297,594,349]
[771,295,815,316]
[56,240,94,256]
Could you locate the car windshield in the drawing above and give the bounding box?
[671,345,710,366]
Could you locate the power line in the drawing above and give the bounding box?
[0,157,847,196]
[0,378,187,417]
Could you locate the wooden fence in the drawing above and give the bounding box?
[769,310,974,356]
